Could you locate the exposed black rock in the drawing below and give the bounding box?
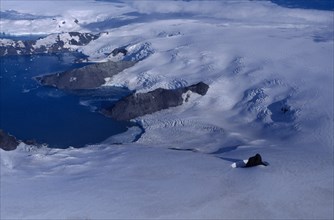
[0,32,100,56]
[103,82,209,121]
[111,47,128,56]
[67,32,99,46]
[36,60,136,90]
[0,130,19,151]
[187,81,210,95]
[245,153,268,167]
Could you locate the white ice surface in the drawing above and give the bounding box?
[1,0,333,219]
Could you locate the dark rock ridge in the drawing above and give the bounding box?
[107,42,154,62]
[0,130,20,151]
[0,32,100,56]
[111,47,128,56]
[103,82,209,121]
[36,60,136,90]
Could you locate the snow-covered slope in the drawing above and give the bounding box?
[0,32,100,56]
[1,0,333,219]
[0,0,133,35]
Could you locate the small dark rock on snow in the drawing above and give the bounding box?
[111,48,128,56]
[245,153,268,167]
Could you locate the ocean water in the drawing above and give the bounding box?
[270,0,334,11]
[0,34,47,41]
[0,54,134,148]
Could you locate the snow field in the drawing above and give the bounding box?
[1,0,333,219]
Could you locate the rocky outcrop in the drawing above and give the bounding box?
[111,47,128,56]
[0,130,19,151]
[245,153,268,167]
[103,82,209,120]
[0,32,100,56]
[36,60,136,90]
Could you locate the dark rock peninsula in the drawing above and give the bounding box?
[0,130,20,151]
[103,82,209,120]
[0,32,100,56]
[36,60,136,90]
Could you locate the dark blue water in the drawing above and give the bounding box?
[0,34,47,41]
[96,0,334,11]
[270,0,334,11]
[0,54,133,148]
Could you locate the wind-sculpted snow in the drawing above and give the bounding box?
[1,0,333,219]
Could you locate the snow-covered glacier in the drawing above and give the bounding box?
[0,0,333,219]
